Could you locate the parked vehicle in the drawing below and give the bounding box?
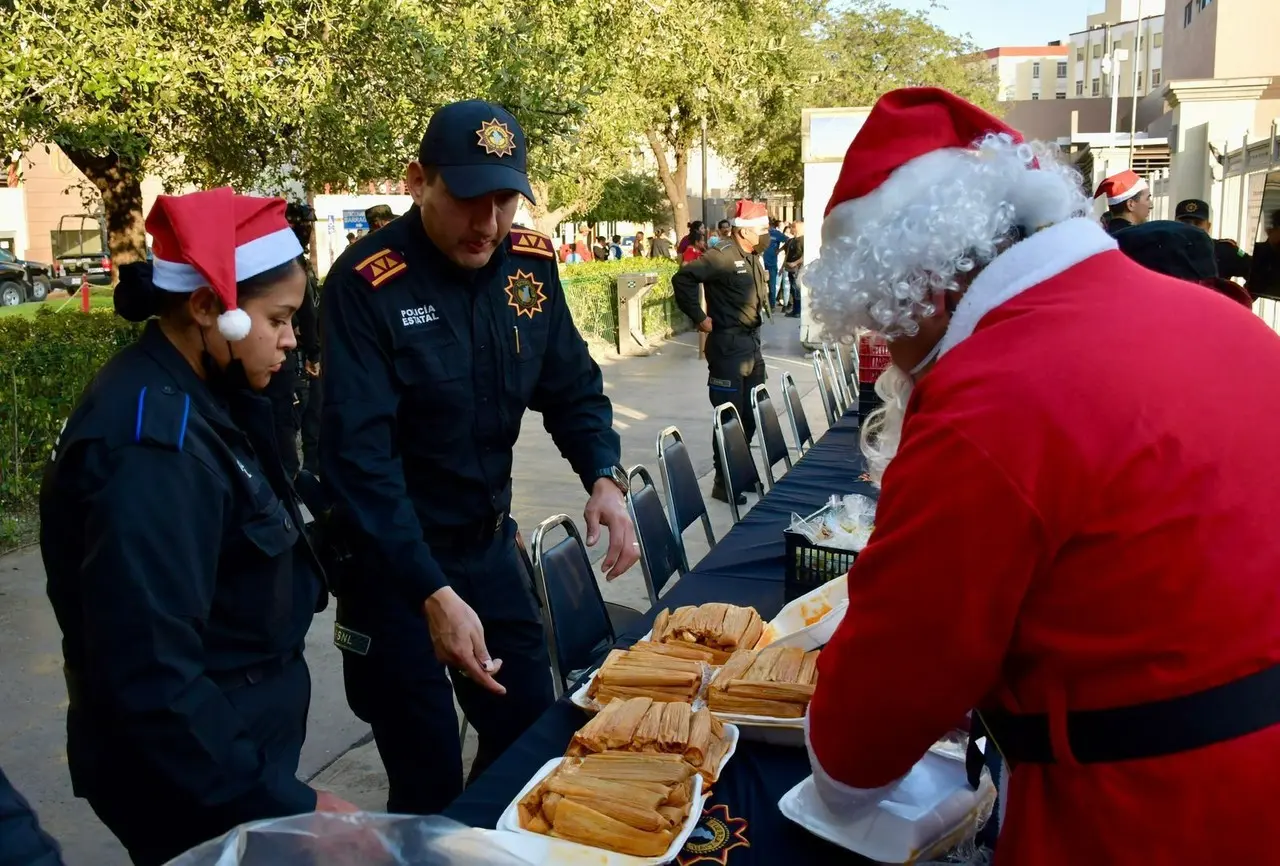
[0,248,53,301]
[51,214,111,292]
[0,256,31,306]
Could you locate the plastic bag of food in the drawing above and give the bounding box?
[788,494,877,553]
[165,813,536,866]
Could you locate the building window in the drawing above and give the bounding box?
[1032,92,1040,100]
[1137,71,1143,90]
[1057,61,1067,78]
[1184,2,1192,26]
[1032,62,1041,79]
[1092,44,1103,59]
[1152,68,1162,86]
[1056,92,1067,99]
[1092,78,1101,96]
[1076,80,1084,96]
[1198,0,1211,9]
[1153,31,1163,47]
[1077,47,1085,61]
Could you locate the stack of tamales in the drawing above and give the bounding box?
[517,753,697,857]
[567,696,734,782]
[585,644,708,705]
[707,645,819,718]
[650,603,764,664]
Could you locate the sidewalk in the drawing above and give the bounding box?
[0,314,832,862]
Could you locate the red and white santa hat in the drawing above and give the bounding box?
[824,87,1023,217]
[731,199,769,229]
[146,187,303,341]
[1093,170,1147,206]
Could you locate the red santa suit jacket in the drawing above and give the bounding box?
[808,217,1280,865]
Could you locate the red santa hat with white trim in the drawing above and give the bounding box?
[731,199,769,229]
[146,187,303,341]
[1094,170,1147,206]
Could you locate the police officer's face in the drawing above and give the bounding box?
[411,165,519,269]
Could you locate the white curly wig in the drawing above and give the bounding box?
[805,133,1091,342]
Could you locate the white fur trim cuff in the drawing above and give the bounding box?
[1106,177,1147,206]
[217,308,253,341]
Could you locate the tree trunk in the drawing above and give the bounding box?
[646,130,690,235]
[527,179,585,238]
[59,146,147,284]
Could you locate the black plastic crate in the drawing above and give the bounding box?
[784,528,858,601]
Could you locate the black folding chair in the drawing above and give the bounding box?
[811,352,840,427]
[529,515,646,698]
[831,341,860,404]
[750,384,794,490]
[626,465,685,606]
[822,343,850,414]
[779,371,814,456]
[712,402,764,524]
[656,426,717,572]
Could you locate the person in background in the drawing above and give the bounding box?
[1,765,64,866]
[782,220,804,318]
[366,204,396,233]
[631,231,647,257]
[41,189,354,866]
[609,234,624,260]
[681,227,708,263]
[709,219,732,248]
[591,233,609,263]
[762,217,787,311]
[1173,198,1253,282]
[804,86,1280,866]
[650,229,674,259]
[346,231,357,246]
[284,202,323,477]
[678,220,704,255]
[1095,170,1151,234]
[1115,219,1253,307]
[573,232,592,262]
[1247,209,1280,300]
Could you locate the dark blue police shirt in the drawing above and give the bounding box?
[39,321,321,821]
[319,210,620,608]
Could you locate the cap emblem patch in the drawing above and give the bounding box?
[477,119,517,158]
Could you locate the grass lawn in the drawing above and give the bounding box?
[0,290,115,319]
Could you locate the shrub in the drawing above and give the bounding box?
[557,258,690,348]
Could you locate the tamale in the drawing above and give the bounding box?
[658,701,692,753]
[658,805,687,827]
[525,814,551,834]
[552,798,675,858]
[573,796,668,832]
[610,651,706,674]
[743,646,784,681]
[770,647,806,684]
[666,776,695,808]
[518,800,539,828]
[691,602,729,640]
[573,702,616,752]
[718,605,752,648]
[709,714,725,738]
[651,608,671,642]
[598,668,697,689]
[578,752,694,785]
[545,775,666,811]
[632,703,665,749]
[740,611,764,652]
[601,697,653,749]
[714,650,756,688]
[685,708,713,766]
[594,685,696,704]
[707,691,806,718]
[630,641,716,663]
[541,792,562,824]
[798,650,820,685]
[725,679,816,703]
[703,736,730,780]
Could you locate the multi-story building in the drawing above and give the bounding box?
[985,45,1070,102]
[1066,0,1165,102]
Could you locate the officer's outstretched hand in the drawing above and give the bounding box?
[585,479,640,580]
[424,587,507,695]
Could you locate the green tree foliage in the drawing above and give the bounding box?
[578,173,667,225]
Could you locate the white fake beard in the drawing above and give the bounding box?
[859,364,915,488]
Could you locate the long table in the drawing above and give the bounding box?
[445,410,876,864]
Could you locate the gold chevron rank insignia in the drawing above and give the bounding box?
[355,248,407,290]
[509,227,556,261]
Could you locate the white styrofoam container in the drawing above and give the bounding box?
[755,576,849,652]
[777,752,997,864]
[496,757,706,866]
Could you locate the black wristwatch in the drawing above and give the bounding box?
[594,464,629,495]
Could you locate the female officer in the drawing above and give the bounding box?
[39,188,355,866]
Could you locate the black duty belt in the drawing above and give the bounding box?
[424,511,508,552]
[976,661,1280,770]
[206,647,303,692]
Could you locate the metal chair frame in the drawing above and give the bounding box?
[626,464,684,606]
[811,352,840,427]
[831,341,860,403]
[778,371,814,456]
[712,402,765,524]
[656,426,716,572]
[749,384,794,489]
[822,343,850,414]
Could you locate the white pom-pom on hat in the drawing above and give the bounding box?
[217,308,253,341]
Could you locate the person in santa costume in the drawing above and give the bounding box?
[39,188,356,866]
[1095,168,1151,234]
[803,87,1280,864]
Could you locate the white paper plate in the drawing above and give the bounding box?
[497,757,706,865]
[756,577,849,652]
[777,752,996,863]
[568,657,711,714]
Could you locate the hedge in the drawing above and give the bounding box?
[0,259,690,511]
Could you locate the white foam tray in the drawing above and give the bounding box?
[496,757,706,865]
[756,576,849,652]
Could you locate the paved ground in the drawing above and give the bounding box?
[0,314,829,864]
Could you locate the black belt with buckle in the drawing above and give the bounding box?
[973,661,1280,775]
[424,511,508,552]
[206,648,303,692]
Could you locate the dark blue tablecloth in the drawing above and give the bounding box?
[445,411,874,864]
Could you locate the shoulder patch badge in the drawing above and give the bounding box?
[355,248,407,290]
[509,227,557,261]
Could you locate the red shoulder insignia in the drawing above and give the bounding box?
[509,227,556,261]
[355,248,407,290]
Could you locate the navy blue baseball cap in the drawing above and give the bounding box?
[417,100,535,203]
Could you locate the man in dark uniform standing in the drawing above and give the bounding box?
[672,199,771,505]
[1174,198,1253,281]
[319,100,638,815]
[1094,170,1151,234]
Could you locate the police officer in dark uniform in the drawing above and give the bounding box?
[319,100,638,815]
[1174,198,1253,281]
[285,202,324,476]
[39,190,353,866]
[672,199,771,505]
